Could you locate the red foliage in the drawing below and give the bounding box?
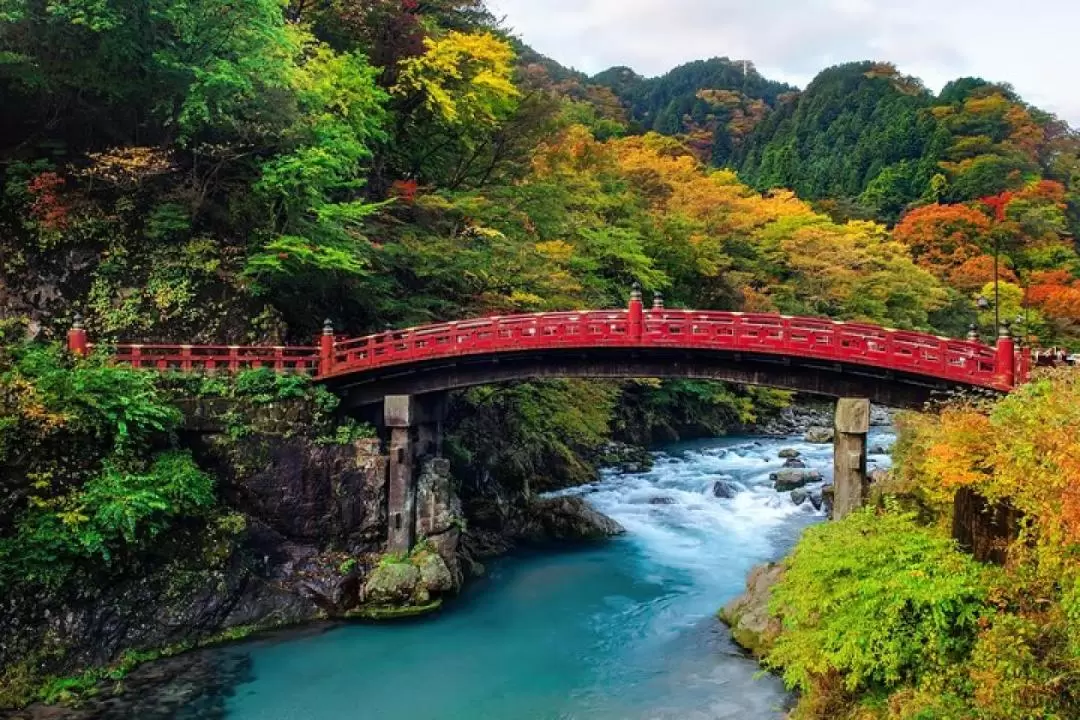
[981,192,1015,222]
[391,179,420,203]
[26,172,71,231]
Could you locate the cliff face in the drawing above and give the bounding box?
[1,432,392,701]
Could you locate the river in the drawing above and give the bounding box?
[203,430,893,720]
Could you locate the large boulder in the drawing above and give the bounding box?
[363,563,421,605]
[791,488,824,511]
[770,469,824,492]
[777,448,801,459]
[804,426,835,444]
[416,551,455,594]
[782,458,807,469]
[719,563,785,657]
[521,496,625,542]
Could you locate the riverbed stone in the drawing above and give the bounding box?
[804,426,834,444]
[363,562,421,604]
[712,479,740,499]
[719,563,785,657]
[782,458,807,469]
[777,448,801,459]
[770,469,824,491]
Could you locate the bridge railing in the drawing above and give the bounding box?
[96,344,320,373]
[322,308,1004,389]
[67,288,1019,391]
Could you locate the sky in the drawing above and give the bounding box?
[487,0,1080,126]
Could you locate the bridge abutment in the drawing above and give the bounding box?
[383,393,447,553]
[832,398,870,520]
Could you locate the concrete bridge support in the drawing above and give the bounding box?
[384,393,447,553]
[832,398,870,520]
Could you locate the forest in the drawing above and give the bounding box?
[2,0,1080,715]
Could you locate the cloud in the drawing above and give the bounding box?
[488,0,1080,125]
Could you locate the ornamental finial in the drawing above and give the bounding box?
[967,324,978,342]
[630,282,642,302]
[72,312,84,330]
[653,291,664,310]
[323,318,334,335]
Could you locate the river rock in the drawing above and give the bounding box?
[869,467,891,485]
[596,441,654,474]
[719,563,785,657]
[363,562,421,604]
[648,496,677,505]
[522,496,625,541]
[821,484,835,517]
[869,445,891,455]
[712,479,740,499]
[791,488,824,511]
[777,448,801,459]
[803,426,834,444]
[782,458,807,469]
[770,469,824,491]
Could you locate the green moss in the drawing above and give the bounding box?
[345,599,443,621]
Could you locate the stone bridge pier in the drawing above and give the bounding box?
[832,398,871,520]
[383,392,448,553]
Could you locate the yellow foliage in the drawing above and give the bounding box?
[393,31,519,127]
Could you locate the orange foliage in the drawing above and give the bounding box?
[948,254,1018,292]
[893,203,991,276]
[898,370,1080,545]
[1027,270,1080,322]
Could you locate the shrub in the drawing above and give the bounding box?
[767,506,993,697]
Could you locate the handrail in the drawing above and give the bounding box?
[92,307,1017,391]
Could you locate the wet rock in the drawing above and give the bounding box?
[869,467,891,485]
[596,442,654,474]
[521,496,625,541]
[777,448,801,459]
[770,469,824,492]
[649,496,677,505]
[791,488,824,511]
[803,426,834,444]
[363,563,421,605]
[782,458,807,469]
[719,563,785,657]
[712,480,741,499]
[821,484,835,517]
[869,445,891,455]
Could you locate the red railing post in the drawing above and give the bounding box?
[1017,345,1031,384]
[995,324,1016,388]
[67,313,88,357]
[629,283,644,342]
[319,319,335,377]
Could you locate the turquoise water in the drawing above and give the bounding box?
[220,432,893,720]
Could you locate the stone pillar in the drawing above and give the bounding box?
[384,395,417,554]
[383,393,447,554]
[832,398,870,520]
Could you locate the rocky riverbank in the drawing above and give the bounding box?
[0,400,624,713]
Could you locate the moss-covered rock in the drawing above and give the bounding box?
[362,563,421,605]
[719,563,785,658]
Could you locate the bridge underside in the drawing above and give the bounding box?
[326,347,997,410]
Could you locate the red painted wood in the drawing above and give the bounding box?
[98,309,1020,391]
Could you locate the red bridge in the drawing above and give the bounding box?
[69,287,1031,409]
